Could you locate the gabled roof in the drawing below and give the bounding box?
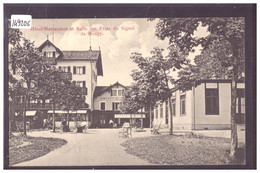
[94,82,127,98]
[38,39,63,59]
[93,86,109,98]
[38,39,103,76]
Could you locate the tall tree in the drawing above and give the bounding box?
[130,48,175,134]
[9,37,53,135]
[153,17,245,157]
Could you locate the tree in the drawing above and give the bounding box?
[153,17,245,157]
[8,25,24,134]
[120,83,143,127]
[58,81,86,131]
[9,36,54,135]
[130,48,175,134]
[8,72,26,134]
[35,66,73,132]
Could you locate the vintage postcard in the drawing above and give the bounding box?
[4,4,256,169]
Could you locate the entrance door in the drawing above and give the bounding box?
[236,89,245,124]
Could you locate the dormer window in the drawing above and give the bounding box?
[47,52,52,57]
[111,89,125,96]
[44,51,54,57]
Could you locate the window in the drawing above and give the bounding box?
[73,66,85,75]
[160,104,163,118]
[53,51,56,58]
[118,89,125,96]
[60,66,67,72]
[76,81,83,87]
[111,90,117,96]
[100,102,106,110]
[74,81,86,88]
[111,89,125,96]
[46,51,53,57]
[180,95,186,115]
[112,102,121,111]
[236,89,245,114]
[172,98,176,116]
[205,89,219,115]
[77,67,83,74]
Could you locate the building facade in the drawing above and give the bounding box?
[92,82,126,128]
[12,39,103,128]
[92,82,147,128]
[153,80,245,131]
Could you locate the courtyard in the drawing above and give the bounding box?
[10,127,245,167]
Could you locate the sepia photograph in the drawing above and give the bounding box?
[4,4,256,169]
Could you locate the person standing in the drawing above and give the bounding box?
[109,119,114,128]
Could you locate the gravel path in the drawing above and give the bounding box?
[13,129,153,166]
[12,128,244,167]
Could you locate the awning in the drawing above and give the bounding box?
[26,111,37,116]
[47,110,87,114]
[114,114,145,119]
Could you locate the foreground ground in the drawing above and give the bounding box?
[9,135,67,165]
[12,129,153,166]
[121,134,245,165]
[11,128,245,166]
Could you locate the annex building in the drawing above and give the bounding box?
[153,79,245,131]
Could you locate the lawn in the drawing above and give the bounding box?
[9,135,67,166]
[121,134,245,165]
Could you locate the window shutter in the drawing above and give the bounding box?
[83,81,86,88]
[111,90,112,96]
[73,66,76,74]
[68,66,71,72]
[83,66,85,74]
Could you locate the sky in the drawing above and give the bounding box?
[21,18,206,86]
